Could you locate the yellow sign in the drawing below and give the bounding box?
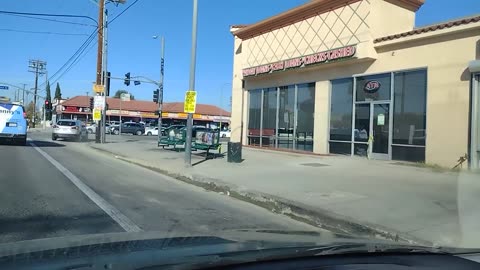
[92,109,101,121]
[184,90,197,113]
[93,84,105,93]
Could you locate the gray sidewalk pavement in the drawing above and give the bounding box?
[88,137,480,247]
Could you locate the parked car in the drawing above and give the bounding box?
[220,129,231,138]
[88,123,111,134]
[110,122,145,135]
[52,120,88,141]
[144,127,159,136]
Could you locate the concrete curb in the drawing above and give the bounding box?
[89,144,432,246]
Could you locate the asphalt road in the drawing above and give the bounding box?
[0,130,317,244]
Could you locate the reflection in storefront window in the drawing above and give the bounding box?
[329,78,353,151]
[247,90,262,146]
[393,69,427,162]
[296,83,315,151]
[356,73,391,102]
[262,88,277,148]
[278,85,295,150]
[246,83,315,152]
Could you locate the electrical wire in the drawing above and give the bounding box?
[108,0,140,24]
[0,13,97,27]
[38,0,141,87]
[0,10,98,25]
[0,28,90,36]
[39,29,97,87]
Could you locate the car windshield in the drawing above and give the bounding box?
[2,0,480,268]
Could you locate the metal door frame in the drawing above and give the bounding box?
[369,101,391,160]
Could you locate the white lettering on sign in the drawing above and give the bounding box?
[242,45,357,77]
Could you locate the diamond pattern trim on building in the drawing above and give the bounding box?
[244,0,370,68]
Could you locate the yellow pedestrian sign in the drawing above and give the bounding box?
[93,109,101,121]
[184,90,197,113]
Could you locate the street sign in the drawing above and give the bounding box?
[94,95,105,110]
[92,109,101,121]
[134,80,141,86]
[93,84,105,93]
[184,90,197,113]
[0,86,9,90]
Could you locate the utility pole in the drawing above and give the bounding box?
[94,0,105,144]
[184,0,199,167]
[101,7,108,143]
[28,59,46,128]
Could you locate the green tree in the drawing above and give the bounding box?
[113,90,135,100]
[54,82,62,100]
[45,81,52,120]
[25,101,37,124]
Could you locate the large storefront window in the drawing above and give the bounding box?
[296,83,315,151]
[247,90,262,146]
[392,70,427,162]
[247,83,315,152]
[329,79,353,154]
[328,69,427,162]
[262,88,277,147]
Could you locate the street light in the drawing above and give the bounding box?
[219,82,231,131]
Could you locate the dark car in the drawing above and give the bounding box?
[110,123,145,135]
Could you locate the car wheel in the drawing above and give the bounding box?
[52,134,57,141]
[113,129,119,135]
[147,132,152,136]
[136,130,142,136]
[222,134,226,138]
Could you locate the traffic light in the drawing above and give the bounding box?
[124,72,131,86]
[89,97,94,110]
[105,71,111,96]
[44,100,50,110]
[153,89,159,103]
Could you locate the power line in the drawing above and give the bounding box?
[0,28,90,36]
[109,0,140,24]
[0,10,98,25]
[39,29,97,87]
[0,13,97,27]
[38,0,141,87]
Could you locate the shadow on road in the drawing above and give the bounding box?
[0,213,122,243]
[29,140,67,148]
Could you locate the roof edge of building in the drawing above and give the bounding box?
[374,14,480,44]
[232,0,424,40]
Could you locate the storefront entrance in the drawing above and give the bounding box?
[330,69,427,162]
[354,103,391,160]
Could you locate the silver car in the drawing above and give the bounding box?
[52,120,88,141]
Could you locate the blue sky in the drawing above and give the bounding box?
[1,0,479,110]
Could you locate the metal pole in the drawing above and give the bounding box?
[184,0,198,167]
[119,98,122,135]
[219,86,223,131]
[101,7,108,143]
[157,36,165,144]
[22,84,26,106]
[43,100,46,130]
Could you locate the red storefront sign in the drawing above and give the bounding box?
[242,45,356,77]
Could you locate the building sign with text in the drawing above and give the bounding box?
[243,45,357,77]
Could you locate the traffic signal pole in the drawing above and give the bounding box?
[157,37,165,144]
[94,0,105,144]
[184,0,198,167]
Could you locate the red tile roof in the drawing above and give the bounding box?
[61,96,231,117]
[374,15,480,43]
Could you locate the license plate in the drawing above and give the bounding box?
[8,123,17,127]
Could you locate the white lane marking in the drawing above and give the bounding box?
[29,141,142,233]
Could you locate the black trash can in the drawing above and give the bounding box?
[227,142,242,163]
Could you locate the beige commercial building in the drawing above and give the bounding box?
[229,0,480,168]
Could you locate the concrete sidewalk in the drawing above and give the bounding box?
[88,137,480,247]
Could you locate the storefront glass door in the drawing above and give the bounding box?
[371,103,390,159]
[353,102,390,159]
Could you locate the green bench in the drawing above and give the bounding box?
[192,129,221,159]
